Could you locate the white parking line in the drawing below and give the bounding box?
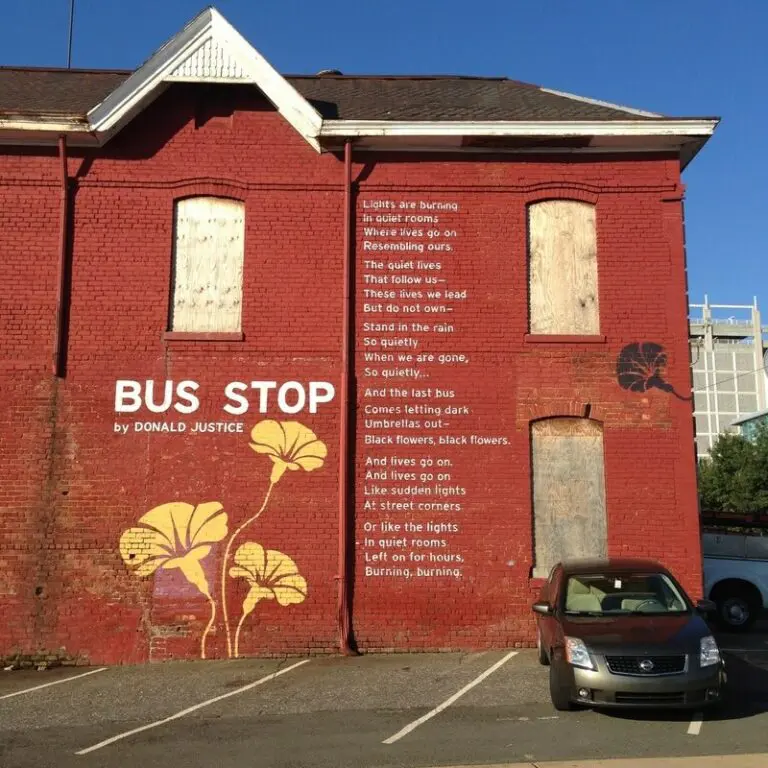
[687,712,703,735]
[75,658,310,755]
[0,667,107,700]
[382,650,518,744]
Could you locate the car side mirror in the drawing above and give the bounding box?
[532,602,552,616]
[696,599,716,614]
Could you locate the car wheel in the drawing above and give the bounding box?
[537,629,549,666]
[714,588,760,632]
[549,664,575,711]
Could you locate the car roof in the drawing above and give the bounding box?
[558,557,671,575]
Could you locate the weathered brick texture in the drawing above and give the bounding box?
[0,84,701,663]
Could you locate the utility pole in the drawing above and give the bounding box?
[67,0,75,68]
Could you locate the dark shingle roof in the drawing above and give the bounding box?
[0,67,663,122]
[0,67,128,115]
[288,76,658,121]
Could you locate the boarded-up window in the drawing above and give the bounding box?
[528,200,599,334]
[170,197,245,332]
[531,418,607,578]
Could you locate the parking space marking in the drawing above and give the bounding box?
[0,667,107,700]
[687,712,703,735]
[382,650,518,744]
[75,658,310,755]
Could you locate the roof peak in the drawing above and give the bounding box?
[0,4,717,167]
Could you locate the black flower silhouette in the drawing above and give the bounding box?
[617,342,669,392]
[616,342,690,401]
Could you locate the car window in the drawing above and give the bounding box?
[562,572,689,615]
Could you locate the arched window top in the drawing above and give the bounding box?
[175,195,245,218]
[175,194,245,207]
[528,200,599,336]
[531,416,607,578]
[531,416,603,437]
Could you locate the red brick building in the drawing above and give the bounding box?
[0,9,717,665]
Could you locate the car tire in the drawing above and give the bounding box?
[549,664,575,711]
[713,587,760,632]
[537,629,549,666]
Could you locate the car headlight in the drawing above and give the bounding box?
[565,637,595,670]
[700,635,721,667]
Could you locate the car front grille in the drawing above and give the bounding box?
[614,691,686,705]
[605,655,686,676]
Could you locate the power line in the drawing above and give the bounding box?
[67,0,75,69]
[693,363,768,393]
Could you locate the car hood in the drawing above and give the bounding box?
[561,613,711,654]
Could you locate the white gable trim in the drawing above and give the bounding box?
[166,37,249,81]
[87,8,322,150]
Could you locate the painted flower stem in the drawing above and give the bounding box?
[234,611,248,659]
[201,595,216,660]
[220,482,275,658]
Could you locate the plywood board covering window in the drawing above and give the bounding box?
[171,197,245,332]
[528,200,599,334]
[531,418,607,577]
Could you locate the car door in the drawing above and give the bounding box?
[539,564,563,652]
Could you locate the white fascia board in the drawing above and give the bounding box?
[319,119,719,139]
[87,8,322,150]
[0,117,89,133]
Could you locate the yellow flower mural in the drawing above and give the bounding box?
[229,542,307,658]
[119,501,227,659]
[249,420,328,484]
[118,419,326,660]
[221,420,327,658]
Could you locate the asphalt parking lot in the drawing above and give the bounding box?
[2,623,768,768]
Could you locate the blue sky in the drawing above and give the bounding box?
[4,1,766,309]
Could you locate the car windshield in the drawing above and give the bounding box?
[562,572,689,616]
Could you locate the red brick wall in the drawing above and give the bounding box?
[0,85,701,664]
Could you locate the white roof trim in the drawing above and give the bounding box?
[538,87,663,118]
[87,8,322,150]
[0,117,88,133]
[319,119,719,138]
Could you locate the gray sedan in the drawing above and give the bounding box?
[533,558,727,710]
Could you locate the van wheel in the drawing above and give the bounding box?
[712,583,760,631]
[549,664,575,711]
[537,629,549,666]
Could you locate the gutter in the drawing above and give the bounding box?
[319,118,720,139]
[337,139,356,655]
[52,135,70,377]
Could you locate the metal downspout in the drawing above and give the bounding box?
[53,135,69,377]
[338,139,356,655]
